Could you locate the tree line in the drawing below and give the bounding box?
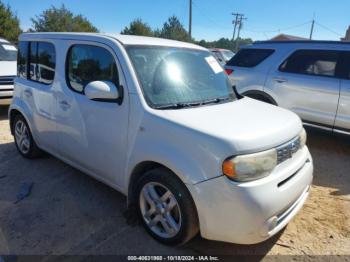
[0,2,252,50]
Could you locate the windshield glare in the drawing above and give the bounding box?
[127,46,235,108]
[0,43,17,61]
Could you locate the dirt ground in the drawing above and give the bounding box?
[0,105,349,260]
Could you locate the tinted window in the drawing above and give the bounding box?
[38,42,56,84]
[0,43,17,61]
[17,41,28,78]
[127,46,235,108]
[67,45,119,93]
[280,50,339,77]
[29,42,38,80]
[29,41,56,84]
[226,48,274,67]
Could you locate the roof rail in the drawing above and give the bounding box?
[253,40,350,45]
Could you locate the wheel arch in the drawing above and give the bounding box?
[127,161,177,206]
[242,90,278,105]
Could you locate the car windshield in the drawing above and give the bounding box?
[0,43,17,61]
[127,46,236,109]
[222,50,235,61]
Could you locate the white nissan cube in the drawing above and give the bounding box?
[9,33,313,245]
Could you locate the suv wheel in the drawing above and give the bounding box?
[135,167,199,245]
[13,115,42,158]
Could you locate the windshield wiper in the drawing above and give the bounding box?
[154,102,201,110]
[200,96,233,106]
[154,97,233,110]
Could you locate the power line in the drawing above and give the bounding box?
[191,0,231,30]
[242,21,312,34]
[315,22,343,37]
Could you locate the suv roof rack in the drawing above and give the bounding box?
[253,40,350,45]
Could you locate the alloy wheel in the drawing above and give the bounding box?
[14,120,31,155]
[139,182,182,238]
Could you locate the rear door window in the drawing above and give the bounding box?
[279,49,339,77]
[29,42,56,84]
[226,48,274,67]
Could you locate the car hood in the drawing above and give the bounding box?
[0,61,16,76]
[159,97,302,154]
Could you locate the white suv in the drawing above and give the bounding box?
[0,38,17,105]
[9,33,313,245]
[225,41,350,135]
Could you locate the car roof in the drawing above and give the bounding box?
[0,38,10,44]
[239,40,350,51]
[209,48,232,52]
[19,32,207,51]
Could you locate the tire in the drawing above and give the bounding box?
[12,114,43,158]
[135,167,199,245]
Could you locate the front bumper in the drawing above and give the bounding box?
[189,146,313,244]
[0,84,14,105]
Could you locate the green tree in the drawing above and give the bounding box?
[121,18,154,36]
[0,1,21,43]
[31,4,98,32]
[196,37,253,51]
[158,16,191,42]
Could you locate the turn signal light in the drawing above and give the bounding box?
[222,160,236,178]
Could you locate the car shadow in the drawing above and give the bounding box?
[305,126,350,196]
[0,105,9,120]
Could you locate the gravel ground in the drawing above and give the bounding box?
[0,105,349,260]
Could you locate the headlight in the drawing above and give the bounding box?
[300,128,307,148]
[222,148,277,182]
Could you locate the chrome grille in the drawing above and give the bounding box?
[0,76,15,85]
[276,136,301,164]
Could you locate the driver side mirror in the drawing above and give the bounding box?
[84,81,121,103]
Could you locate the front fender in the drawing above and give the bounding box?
[126,138,207,190]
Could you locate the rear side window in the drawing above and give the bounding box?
[18,41,56,84]
[29,42,56,84]
[17,41,29,78]
[66,44,119,93]
[280,50,339,77]
[226,48,274,67]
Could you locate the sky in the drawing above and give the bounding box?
[5,0,350,41]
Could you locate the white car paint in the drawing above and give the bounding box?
[10,33,313,244]
[0,38,17,105]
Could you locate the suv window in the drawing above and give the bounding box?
[17,41,29,79]
[67,44,119,93]
[29,42,56,84]
[0,43,17,61]
[226,48,274,67]
[280,50,339,77]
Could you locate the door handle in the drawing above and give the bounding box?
[59,100,71,109]
[24,89,32,97]
[274,77,288,83]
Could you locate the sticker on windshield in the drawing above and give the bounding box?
[205,56,223,74]
[2,44,17,51]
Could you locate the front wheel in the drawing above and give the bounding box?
[135,167,199,245]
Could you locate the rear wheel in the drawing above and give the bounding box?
[135,167,199,245]
[13,114,42,158]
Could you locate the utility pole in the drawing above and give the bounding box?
[309,19,315,40]
[189,0,192,38]
[309,13,315,40]
[232,13,240,43]
[235,14,246,52]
